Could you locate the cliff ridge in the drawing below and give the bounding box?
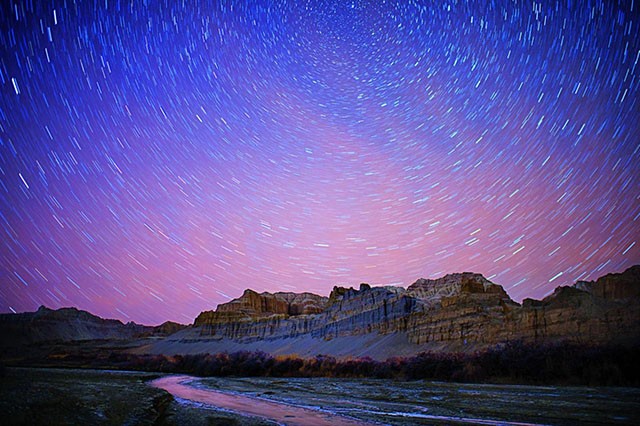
[181,266,639,356]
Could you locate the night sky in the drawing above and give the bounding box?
[1,0,639,325]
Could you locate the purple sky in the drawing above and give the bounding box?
[1,1,639,325]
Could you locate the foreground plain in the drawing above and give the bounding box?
[0,367,273,425]
[2,367,640,425]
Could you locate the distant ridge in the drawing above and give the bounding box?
[2,266,638,360]
[0,305,185,346]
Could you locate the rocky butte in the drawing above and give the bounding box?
[136,265,640,359]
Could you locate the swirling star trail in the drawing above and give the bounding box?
[1,1,639,324]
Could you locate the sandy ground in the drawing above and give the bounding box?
[134,329,464,359]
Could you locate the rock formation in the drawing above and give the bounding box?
[183,265,640,355]
[196,290,327,322]
[405,272,509,304]
[575,266,640,300]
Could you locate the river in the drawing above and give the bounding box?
[151,375,640,425]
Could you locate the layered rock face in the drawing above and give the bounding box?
[405,273,518,345]
[212,290,328,318]
[191,266,640,350]
[406,272,509,304]
[194,291,329,340]
[194,283,423,341]
[575,266,640,299]
[320,284,420,338]
[509,266,640,345]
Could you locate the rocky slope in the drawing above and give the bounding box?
[169,266,640,357]
[0,305,185,346]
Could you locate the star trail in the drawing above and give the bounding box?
[1,0,639,324]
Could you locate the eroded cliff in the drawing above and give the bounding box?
[187,266,640,352]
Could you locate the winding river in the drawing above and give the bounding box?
[151,375,554,426]
[151,375,372,425]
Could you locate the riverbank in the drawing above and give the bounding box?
[0,367,273,425]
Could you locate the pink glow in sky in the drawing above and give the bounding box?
[2,1,639,324]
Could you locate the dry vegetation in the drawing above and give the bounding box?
[5,340,636,386]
